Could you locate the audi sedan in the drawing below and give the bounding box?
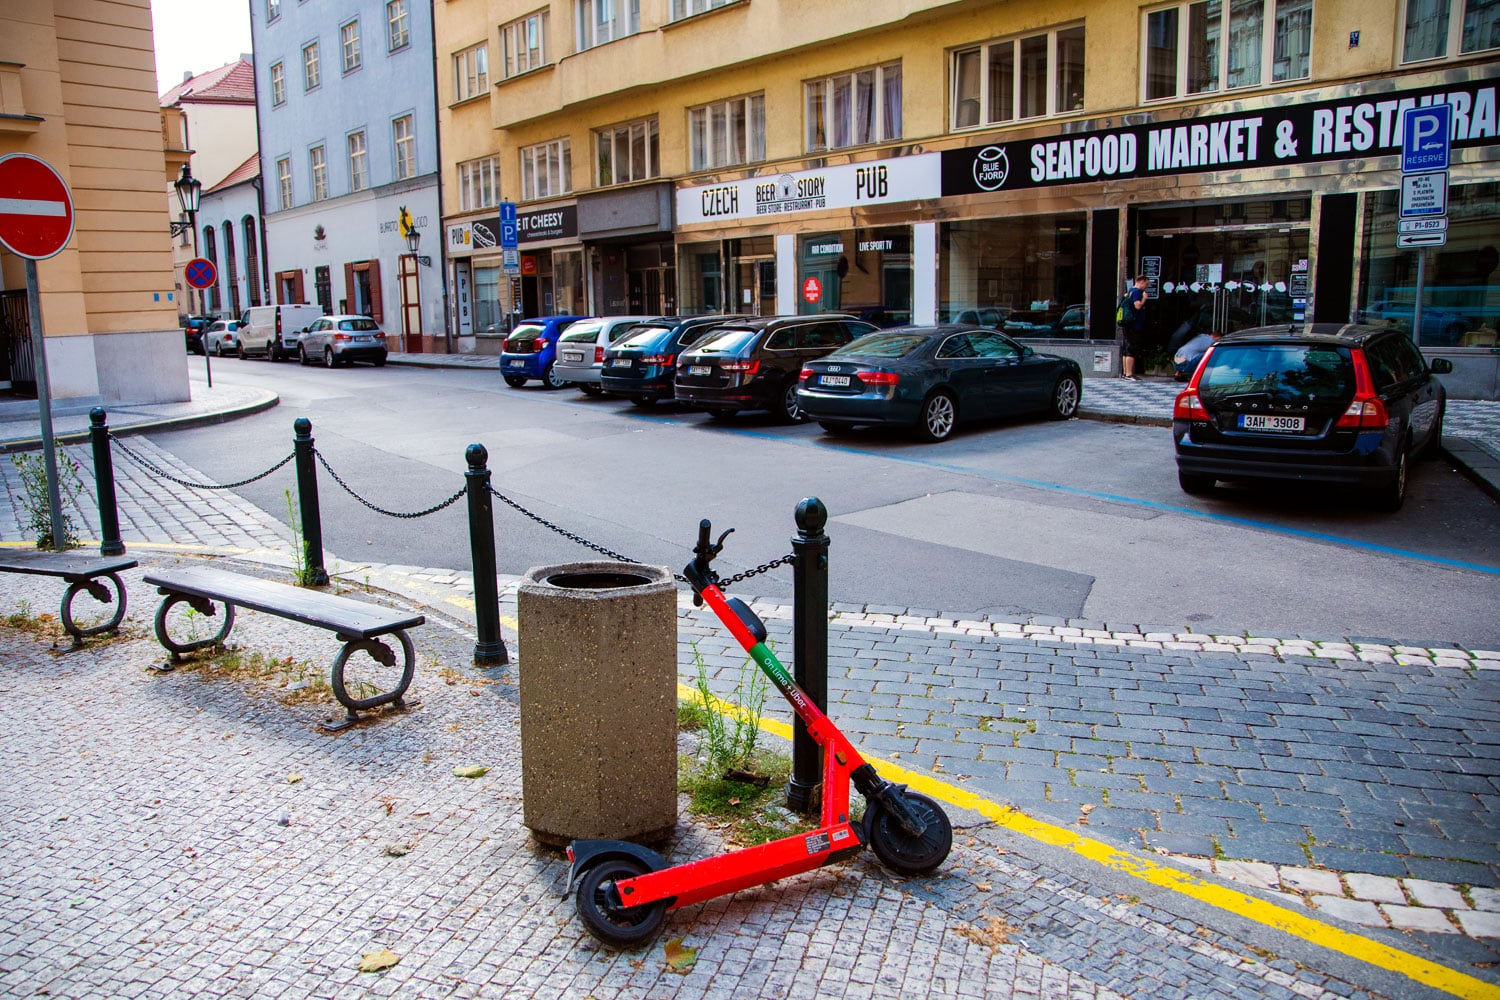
[797,326,1082,442]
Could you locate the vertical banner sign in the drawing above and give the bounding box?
[500,201,520,275]
[0,153,77,550]
[1400,104,1453,341]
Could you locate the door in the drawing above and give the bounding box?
[400,253,422,352]
[735,258,776,315]
[314,266,332,315]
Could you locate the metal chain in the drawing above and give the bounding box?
[488,484,642,563]
[315,450,465,519]
[716,554,796,588]
[110,434,294,490]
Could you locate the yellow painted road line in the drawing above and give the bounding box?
[681,684,1499,1000]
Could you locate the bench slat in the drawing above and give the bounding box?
[0,551,138,579]
[143,566,423,640]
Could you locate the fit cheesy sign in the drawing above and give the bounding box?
[941,76,1500,195]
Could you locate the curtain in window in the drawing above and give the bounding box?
[689,109,707,171]
[855,70,875,145]
[807,83,827,150]
[882,65,901,141]
[1463,0,1500,53]
[1404,0,1449,60]
[1227,0,1263,88]
[833,75,852,148]
[728,100,745,164]
[749,95,765,161]
[597,132,613,186]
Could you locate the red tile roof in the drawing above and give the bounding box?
[160,59,257,106]
[206,154,261,195]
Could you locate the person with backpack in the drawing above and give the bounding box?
[1117,274,1150,380]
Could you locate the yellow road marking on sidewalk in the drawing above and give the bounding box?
[680,684,1499,1000]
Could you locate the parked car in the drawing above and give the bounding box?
[298,314,388,367]
[675,315,877,422]
[937,306,1010,329]
[202,319,241,357]
[501,316,589,389]
[237,303,324,361]
[551,316,664,395]
[798,326,1083,442]
[182,315,215,355]
[1172,323,1452,510]
[599,315,750,406]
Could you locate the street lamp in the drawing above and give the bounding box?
[404,224,431,267]
[173,164,203,311]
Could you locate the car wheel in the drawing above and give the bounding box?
[214,341,225,358]
[542,364,566,390]
[322,347,336,369]
[1178,470,1216,496]
[298,345,310,366]
[1050,375,1080,419]
[579,383,603,396]
[237,343,248,360]
[503,374,527,388]
[1373,445,1409,512]
[915,391,957,442]
[778,381,805,423]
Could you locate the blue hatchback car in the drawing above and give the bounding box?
[501,316,588,389]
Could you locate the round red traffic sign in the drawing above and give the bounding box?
[802,276,822,304]
[185,257,218,289]
[0,153,75,261]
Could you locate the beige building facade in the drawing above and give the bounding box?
[1,0,187,408]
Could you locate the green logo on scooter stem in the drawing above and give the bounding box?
[751,644,805,709]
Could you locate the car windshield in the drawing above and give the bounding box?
[616,324,675,350]
[829,332,927,359]
[338,318,379,331]
[561,322,606,343]
[695,328,760,354]
[1198,343,1355,405]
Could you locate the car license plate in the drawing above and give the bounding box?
[609,358,631,368]
[563,351,584,363]
[688,365,711,376]
[820,375,850,387]
[1240,414,1304,432]
[508,359,525,367]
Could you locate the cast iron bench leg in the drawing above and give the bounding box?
[152,593,236,670]
[60,573,129,649]
[322,629,417,733]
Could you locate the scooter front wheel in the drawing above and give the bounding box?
[866,791,953,875]
[576,858,666,946]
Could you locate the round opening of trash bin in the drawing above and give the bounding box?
[544,570,656,590]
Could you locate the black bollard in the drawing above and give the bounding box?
[466,444,508,665]
[786,496,830,815]
[292,418,329,586]
[89,408,125,557]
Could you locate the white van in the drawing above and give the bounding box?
[237,303,325,361]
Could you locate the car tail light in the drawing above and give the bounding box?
[1335,351,1389,429]
[721,360,759,374]
[373,332,386,340]
[1173,389,1209,421]
[535,337,549,351]
[857,371,899,386]
[641,354,672,364]
[334,333,351,342]
[799,367,814,382]
[595,346,606,364]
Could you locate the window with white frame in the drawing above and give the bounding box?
[387,0,410,51]
[805,62,901,152]
[672,0,734,18]
[270,61,286,105]
[268,0,280,22]
[594,118,658,186]
[501,10,549,77]
[454,43,489,101]
[577,0,639,50]
[277,156,293,209]
[341,20,362,74]
[303,41,320,90]
[458,157,499,211]
[520,138,571,200]
[393,114,416,179]
[1402,0,1500,62]
[348,130,368,192]
[310,144,328,201]
[689,94,765,171]
[951,24,1084,130]
[1144,0,1312,102]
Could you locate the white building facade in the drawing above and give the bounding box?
[250,0,445,350]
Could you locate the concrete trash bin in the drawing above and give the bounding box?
[517,561,678,847]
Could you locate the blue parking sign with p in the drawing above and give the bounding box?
[1402,104,1451,173]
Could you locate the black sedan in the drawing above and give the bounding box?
[797,326,1082,441]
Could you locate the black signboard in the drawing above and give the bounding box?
[459,203,578,249]
[942,75,1500,197]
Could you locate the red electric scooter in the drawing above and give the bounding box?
[565,519,954,946]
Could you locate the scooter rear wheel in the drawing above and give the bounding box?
[866,791,953,875]
[576,858,666,946]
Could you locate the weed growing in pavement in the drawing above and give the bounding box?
[194,645,333,704]
[677,698,712,732]
[11,451,85,549]
[692,643,768,777]
[284,488,319,587]
[678,748,806,847]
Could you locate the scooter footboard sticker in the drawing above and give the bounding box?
[804,832,831,854]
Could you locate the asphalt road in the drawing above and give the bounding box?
[153,360,1500,647]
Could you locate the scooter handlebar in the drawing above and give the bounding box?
[685,518,734,605]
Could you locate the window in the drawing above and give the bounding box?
[805,62,901,152]
[454,43,489,101]
[310,144,328,200]
[938,214,1089,338]
[520,138,571,200]
[393,114,416,179]
[341,20,362,74]
[270,61,285,106]
[1402,0,1500,62]
[1144,0,1311,102]
[267,0,280,22]
[594,118,658,186]
[501,11,549,77]
[387,0,410,51]
[276,156,293,209]
[347,130,368,192]
[577,0,639,50]
[302,41,320,91]
[952,24,1085,129]
[458,157,498,211]
[689,94,765,170]
[672,0,734,18]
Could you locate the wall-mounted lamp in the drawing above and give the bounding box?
[404,224,431,267]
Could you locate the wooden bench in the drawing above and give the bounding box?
[143,565,425,732]
[0,550,138,647]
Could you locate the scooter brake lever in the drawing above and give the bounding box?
[712,527,735,556]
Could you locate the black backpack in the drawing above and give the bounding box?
[1115,294,1134,327]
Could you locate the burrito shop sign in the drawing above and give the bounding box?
[942,75,1500,195]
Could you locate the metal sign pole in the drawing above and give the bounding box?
[1413,250,1427,347]
[25,258,66,550]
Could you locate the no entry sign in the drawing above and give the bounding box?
[802,276,822,304]
[185,257,217,289]
[0,154,75,260]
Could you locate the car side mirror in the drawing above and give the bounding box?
[1429,358,1453,374]
[1021,345,1034,357]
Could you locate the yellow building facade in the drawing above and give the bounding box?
[2,0,187,407]
[438,0,1500,394]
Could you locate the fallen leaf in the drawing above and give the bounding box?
[452,765,488,779]
[663,937,697,973]
[727,797,740,806]
[384,842,412,857]
[976,881,992,892]
[287,774,303,784]
[1079,804,1095,814]
[359,948,401,973]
